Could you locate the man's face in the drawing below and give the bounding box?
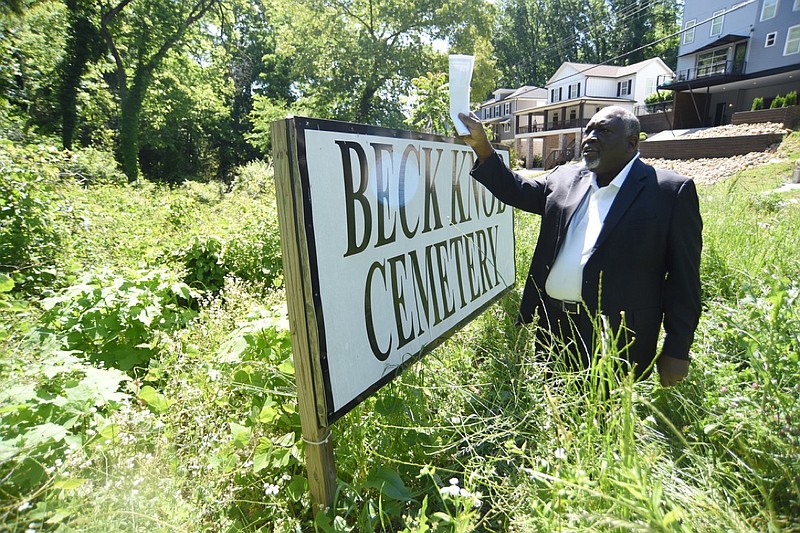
[581,110,636,177]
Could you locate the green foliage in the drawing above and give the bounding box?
[274,0,495,127]
[0,1,67,136]
[644,90,672,104]
[770,95,786,109]
[785,90,798,107]
[61,146,126,186]
[247,96,290,156]
[178,235,228,293]
[175,217,283,293]
[752,96,765,111]
[38,269,199,370]
[404,72,452,136]
[0,140,67,289]
[0,350,131,499]
[174,161,284,292]
[229,159,275,199]
[139,53,231,182]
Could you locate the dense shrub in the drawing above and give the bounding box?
[61,147,126,186]
[229,160,275,199]
[770,95,786,109]
[0,141,66,289]
[752,97,764,111]
[38,269,199,371]
[176,161,284,292]
[0,351,131,498]
[785,90,798,107]
[644,90,672,104]
[176,224,283,293]
[178,235,228,292]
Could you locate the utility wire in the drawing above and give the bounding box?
[503,0,671,72]
[544,0,757,86]
[529,0,668,62]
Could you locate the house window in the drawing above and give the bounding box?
[504,102,511,115]
[761,0,778,21]
[785,24,800,55]
[568,82,581,99]
[503,122,511,133]
[710,10,724,37]
[617,79,632,97]
[683,19,696,44]
[696,49,729,77]
[766,32,777,47]
[569,110,577,121]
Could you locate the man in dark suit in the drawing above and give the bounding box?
[458,106,702,386]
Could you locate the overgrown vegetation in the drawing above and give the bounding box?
[2,128,800,531]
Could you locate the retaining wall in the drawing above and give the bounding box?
[638,133,784,160]
[731,106,800,128]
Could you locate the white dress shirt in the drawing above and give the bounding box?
[544,155,639,302]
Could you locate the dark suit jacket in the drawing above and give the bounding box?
[471,153,702,369]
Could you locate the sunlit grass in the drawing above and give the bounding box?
[2,134,800,531]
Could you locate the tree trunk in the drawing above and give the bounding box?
[356,82,377,124]
[119,82,148,182]
[59,4,101,149]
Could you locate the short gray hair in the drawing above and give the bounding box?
[599,106,641,138]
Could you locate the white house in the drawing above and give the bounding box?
[520,58,674,169]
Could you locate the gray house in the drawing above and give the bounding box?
[478,86,547,145]
[659,0,800,128]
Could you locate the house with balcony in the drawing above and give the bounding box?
[519,58,674,169]
[659,0,800,128]
[478,86,547,166]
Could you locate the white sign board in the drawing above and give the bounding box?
[275,118,515,424]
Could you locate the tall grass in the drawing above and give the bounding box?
[2,135,799,531]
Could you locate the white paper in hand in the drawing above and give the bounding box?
[449,55,474,136]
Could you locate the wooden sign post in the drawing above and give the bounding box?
[271,119,337,511]
[271,117,515,512]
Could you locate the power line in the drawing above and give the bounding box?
[529,0,667,61]
[545,0,757,86]
[502,0,671,70]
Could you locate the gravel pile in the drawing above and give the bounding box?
[642,149,787,185]
[640,122,792,185]
[675,121,791,140]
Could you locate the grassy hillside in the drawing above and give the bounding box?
[1,133,799,532]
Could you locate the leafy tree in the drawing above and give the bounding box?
[246,95,292,156]
[404,71,450,135]
[275,0,494,127]
[57,0,104,149]
[138,51,230,182]
[0,1,67,135]
[493,0,680,87]
[0,0,22,13]
[99,0,221,182]
[605,0,680,67]
[213,0,295,178]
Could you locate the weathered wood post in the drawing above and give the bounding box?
[271,118,337,512]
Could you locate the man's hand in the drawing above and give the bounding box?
[657,355,689,387]
[458,112,495,163]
